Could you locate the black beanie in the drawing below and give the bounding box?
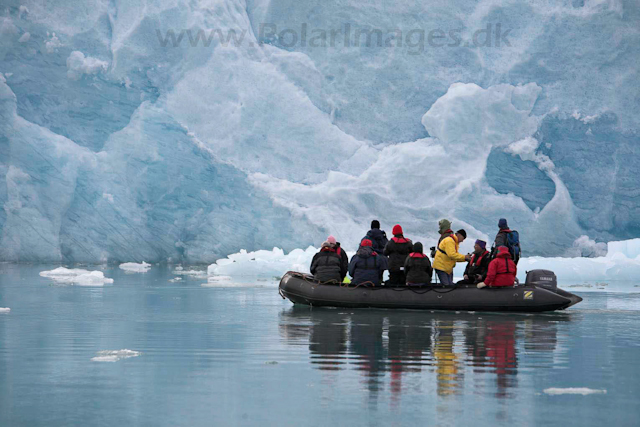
[371,220,380,229]
[456,229,467,239]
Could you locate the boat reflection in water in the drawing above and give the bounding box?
[279,307,567,402]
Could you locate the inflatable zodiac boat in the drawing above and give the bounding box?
[279,270,582,313]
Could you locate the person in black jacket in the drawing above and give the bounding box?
[384,224,413,286]
[348,239,388,286]
[363,220,389,255]
[491,218,521,264]
[493,218,510,250]
[457,239,491,284]
[310,235,348,283]
[404,242,432,285]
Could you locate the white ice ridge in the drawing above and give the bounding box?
[39,267,114,286]
[207,247,339,279]
[207,238,640,284]
[519,238,640,283]
[91,349,141,362]
[0,308,10,313]
[543,388,607,396]
[119,261,151,273]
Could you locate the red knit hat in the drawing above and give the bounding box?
[392,224,403,236]
[360,239,372,247]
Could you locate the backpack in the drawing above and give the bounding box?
[505,230,521,264]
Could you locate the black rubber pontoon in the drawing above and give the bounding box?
[279,271,582,313]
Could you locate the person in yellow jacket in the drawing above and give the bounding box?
[433,229,470,285]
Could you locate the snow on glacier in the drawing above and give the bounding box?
[0,0,639,263]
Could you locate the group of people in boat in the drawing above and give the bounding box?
[310,218,521,289]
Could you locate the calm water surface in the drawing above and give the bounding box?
[1,265,639,426]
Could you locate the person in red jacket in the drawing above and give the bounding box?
[477,246,517,288]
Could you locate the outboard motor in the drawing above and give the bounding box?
[525,269,557,292]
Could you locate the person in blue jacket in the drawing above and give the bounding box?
[362,220,389,255]
[348,239,388,286]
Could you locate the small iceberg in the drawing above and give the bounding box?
[91,349,141,362]
[40,267,114,286]
[172,266,207,279]
[119,261,151,273]
[543,387,607,395]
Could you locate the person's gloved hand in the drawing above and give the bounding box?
[477,282,486,289]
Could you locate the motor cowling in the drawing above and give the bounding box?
[525,269,557,291]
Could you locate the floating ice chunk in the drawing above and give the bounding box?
[202,275,277,287]
[206,275,233,282]
[0,308,10,313]
[18,32,30,43]
[172,266,207,279]
[66,51,109,80]
[40,267,114,286]
[543,388,606,395]
[91,349,141,362]
[169,277,182,283]
[119,261,151,273]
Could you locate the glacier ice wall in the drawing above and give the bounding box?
[0,0,639,262]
